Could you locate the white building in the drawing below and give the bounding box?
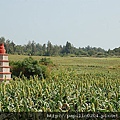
[0,43,11,81]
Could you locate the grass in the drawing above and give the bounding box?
[8,54,120,66]
[8,54,120,74]
[8,54,120,82]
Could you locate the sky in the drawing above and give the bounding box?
[0,0,120,50]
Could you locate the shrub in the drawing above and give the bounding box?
[39,58,53,66]
[10,57,48,79]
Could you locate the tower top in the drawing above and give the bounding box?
[0,43,6,54]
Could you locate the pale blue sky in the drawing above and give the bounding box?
[0,0,120,50]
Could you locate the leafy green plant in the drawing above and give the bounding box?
[10,57,48,79]
[39,58,53,66]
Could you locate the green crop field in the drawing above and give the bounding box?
[0,55,120,112]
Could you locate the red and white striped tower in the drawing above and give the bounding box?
[0,43,11,81]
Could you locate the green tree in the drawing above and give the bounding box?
[31,40,36,55]
[4,39,10,53]
[0,37,5,43]
[42,44,47,55]
[15,45,24,55]
[65,41,72,54]
[46,41,53,56]
[8,41,15,54]
[26,41,32,55]
[88,50,96,56]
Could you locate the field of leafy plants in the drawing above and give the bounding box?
[0,55,120,112]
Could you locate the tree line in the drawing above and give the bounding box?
[0,37,120,57]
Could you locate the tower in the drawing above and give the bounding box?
[0,43,11,81]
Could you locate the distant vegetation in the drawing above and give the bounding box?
[1,36,120,114]
[0,37,120,57]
